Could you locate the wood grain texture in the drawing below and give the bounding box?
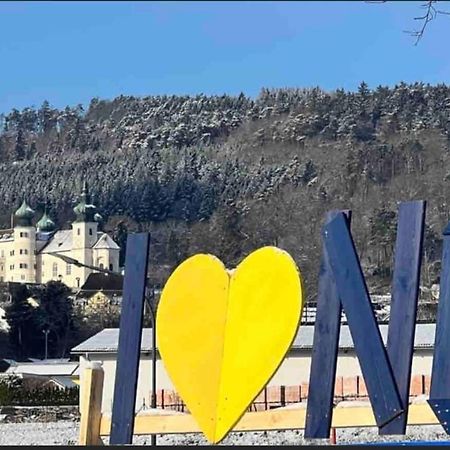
[79,364,104,445]
[99,402,440,436]
[323,213,403,428]
[428,222,450,434]
[304,210,351,439]
[109,233,151,445]
[380,201,426,435]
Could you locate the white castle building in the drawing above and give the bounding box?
[0,182,120,289]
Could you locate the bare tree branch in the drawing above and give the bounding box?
[366,0,450,44]
[406,0,449,45]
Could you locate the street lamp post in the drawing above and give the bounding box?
[42,329,50,360]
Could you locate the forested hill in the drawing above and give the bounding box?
[1,81,450,298]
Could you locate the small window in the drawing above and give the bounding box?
[0,265,3,271]
[77,228,81,236]
[20,249,27,255]
[76,278,80,288]
[109,263,113,271]
[89,228,93,236]
[19,263,28,269]
[0,250,4,258]
[52,262,58,277]
[10,250,14,256]
[66,263,71,275]
[20,274,25,280]
[34,264,36,269]
[0,276,3,282]
[19,232,29,238]
[9,264,14,270]
[99,263,104,270]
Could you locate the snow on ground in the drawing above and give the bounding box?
[1,421,450,446]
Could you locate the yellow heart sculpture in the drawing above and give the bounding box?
[156,246,304,443]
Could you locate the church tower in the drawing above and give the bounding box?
[71,181,98,287]
[11,200,36,283]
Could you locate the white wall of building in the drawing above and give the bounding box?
[77,348,434,414]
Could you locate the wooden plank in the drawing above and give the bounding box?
[99,402,440,436]
[109,233,151,445]
[304,210,352,439]
[428,222,450,433]
[323,213,403,428]
[380,201,426,435]
[79,363,104,445]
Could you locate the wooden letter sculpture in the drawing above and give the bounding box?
[156,246,304,443]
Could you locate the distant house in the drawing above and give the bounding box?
[71,323,436,414]
[76,272,123,306]
[3,358,80,389]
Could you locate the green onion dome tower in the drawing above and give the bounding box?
[73,181,97,223]
[36,211,56,233]
[12,199,36,283]
[14,199,35,227]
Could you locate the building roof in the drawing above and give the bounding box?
[38,230,118,255]
[71,323,437,355]
[46,376,78,389]
[39,230,73,253]
[79,272,124,293]
[5,360,79,377]
[0,228,14,242]
[93,233,120,250]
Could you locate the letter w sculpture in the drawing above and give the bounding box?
[305,201,426,438]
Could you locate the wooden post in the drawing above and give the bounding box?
[323,212,403,427]
[79,362,104,445]
[305,210,351,438]
[380,201,426,435]
[110,233,151,445]
[428,221,450,433]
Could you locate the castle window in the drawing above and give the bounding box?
[66,263,71,275]
[77,228,81,236]
[109,263,113,271]
[20,275,25,280]
[0,265,3,271]
[0,250,3,258]
[52,263,58,277]
[19,249,28,255]
[19,232,29,238]
[10,250,14,256]
[19,263,28,269]
[9,265,14,270]
[89,228,93,236]
[99,263,104,270]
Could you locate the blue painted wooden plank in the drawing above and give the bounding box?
[380,201,426,435]
[428,222,450,434]
[304,210,352,439]
[324,213,403,427]
[428,399,450,434]
[109,233,151,445]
